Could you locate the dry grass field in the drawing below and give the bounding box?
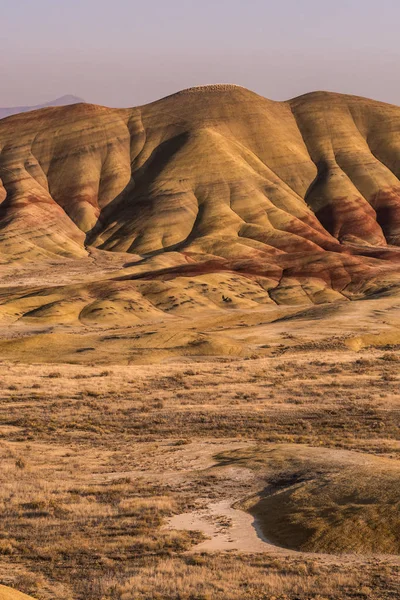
[0,339,399,599]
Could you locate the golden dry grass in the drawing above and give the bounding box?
[0,347,398,599]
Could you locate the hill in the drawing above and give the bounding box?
[0,86,400,297]
[1,85,400,360]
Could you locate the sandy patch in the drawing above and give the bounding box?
[167,499,288,553]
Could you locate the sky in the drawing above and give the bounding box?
[1,0,400,108]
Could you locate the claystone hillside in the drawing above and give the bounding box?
[0,85,400,303]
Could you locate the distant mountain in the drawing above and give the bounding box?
[0,95,84,119]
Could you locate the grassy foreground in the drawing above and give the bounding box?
[0,349,398,599]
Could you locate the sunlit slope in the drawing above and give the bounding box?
[1,85,400,299]
[0,586,35,600]
[220,445,400,555]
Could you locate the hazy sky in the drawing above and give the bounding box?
[1,0,400,107]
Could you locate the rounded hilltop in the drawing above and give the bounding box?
[142,82,269,108]
[175,83,251,93]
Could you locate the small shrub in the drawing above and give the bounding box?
[15,457,26,469]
